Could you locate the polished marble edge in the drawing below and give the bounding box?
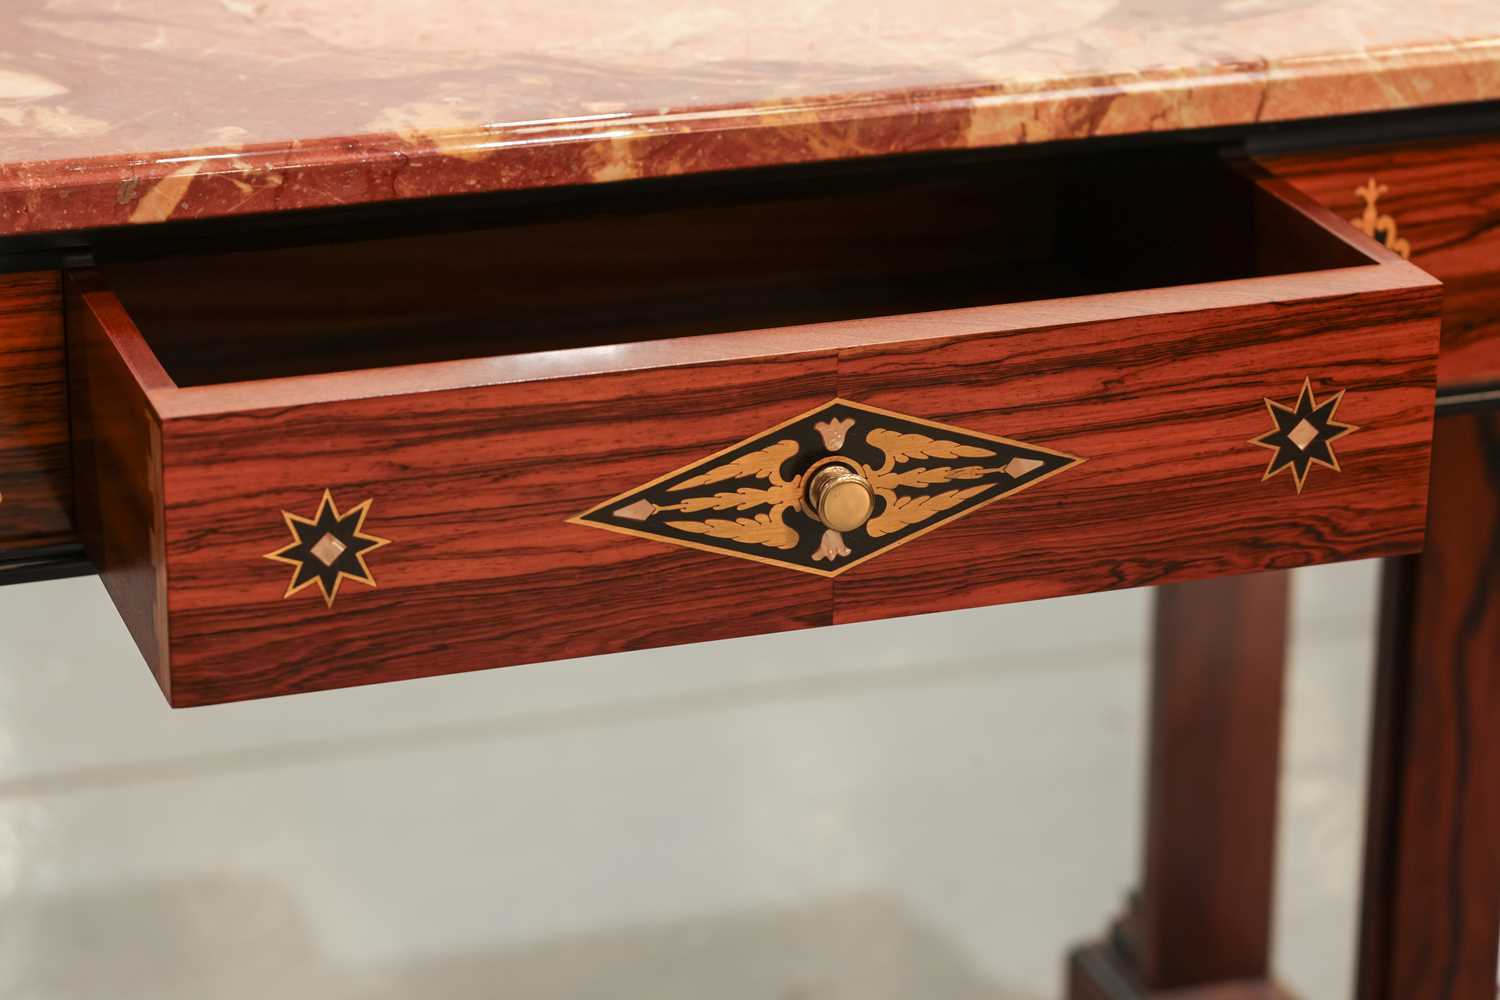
[2,36,1498,238]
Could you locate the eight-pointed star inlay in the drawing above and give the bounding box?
[264,490,391,606]
[1251,378,1358,493]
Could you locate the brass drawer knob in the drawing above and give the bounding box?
[806,463,875,532]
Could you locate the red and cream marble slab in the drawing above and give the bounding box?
[1,0,1499,235]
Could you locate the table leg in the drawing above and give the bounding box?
[1068,572,1293,998]
[1357,412,1500,1000]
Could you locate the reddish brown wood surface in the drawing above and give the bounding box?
[100,160,1061,387]
[159,357,840,706]
[1258,135,1500,390]
[1067,573,1289,999]
[832,285,1436,623]
[83,278,1439,706]
[1139,572,1288,986]
[65,164,1442,706]
[95,152,1366,389]
[67,275,171,690]
[0,270,71,553]
[1358,412,1500,1000]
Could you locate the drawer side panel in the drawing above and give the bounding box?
[67,280,170,693]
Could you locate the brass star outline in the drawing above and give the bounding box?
[263,490,391,607]
[1251,378,1358,494]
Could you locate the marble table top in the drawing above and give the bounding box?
[1,0,1498,236]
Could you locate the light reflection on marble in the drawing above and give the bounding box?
[0,0,1498,234]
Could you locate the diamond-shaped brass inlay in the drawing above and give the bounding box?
[309,532,348,567]
[570,398,1082,576]
[1286,419,1320,452]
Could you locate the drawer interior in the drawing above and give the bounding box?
[98,152,1374,388]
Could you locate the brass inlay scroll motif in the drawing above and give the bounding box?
[264,489,391,606]
[1251,378,1357,494]
[1351,178,1411,259]
[571,399,1082,576]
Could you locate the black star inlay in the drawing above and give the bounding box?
[264,490,391,606]
[1251,378,1358,493]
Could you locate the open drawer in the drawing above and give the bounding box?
[66,152,1440,706]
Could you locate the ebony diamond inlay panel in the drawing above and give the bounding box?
[571,399,1082,576]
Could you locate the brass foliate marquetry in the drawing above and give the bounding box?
[1251,378,1358,493]
[570,399,1082,576]
[1351,178,1412,259]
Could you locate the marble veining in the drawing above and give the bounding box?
[1,0,1498,235]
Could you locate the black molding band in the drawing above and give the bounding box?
[0,545,95,587]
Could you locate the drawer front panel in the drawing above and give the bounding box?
[160,357,839,705]
[1258,135,1500,390]
[64,161,1443,706]
[0,270,72,554]
[833,289,1436,623]
[138,286,1438,706]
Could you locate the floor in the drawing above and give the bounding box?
[0,561,1380,1000]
